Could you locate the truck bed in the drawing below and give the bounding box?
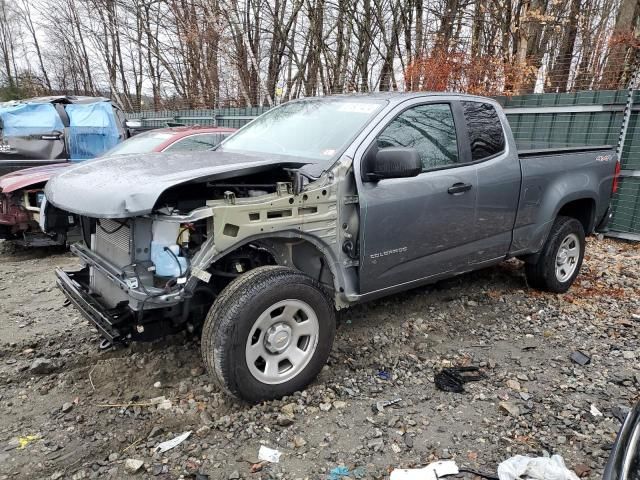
[510,144,618,255]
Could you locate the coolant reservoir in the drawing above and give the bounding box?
[151,221,189,277]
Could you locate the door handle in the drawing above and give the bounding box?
[448,182,472,195]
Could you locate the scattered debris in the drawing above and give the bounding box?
[351,466,367,478]
[499,402,521,418]
[497,454,580,480]
[257,445,282,463]
[376,370,391,380]
[506,379,521,391]
[367,437,384,451]
[17,435,39,450]
[29,358,55,374]
[328,466,350,480]
[124,458,144,474]
[293,435,307,448]
[149,396,173,410]
[569,351,591,366]
[154,431,191,454]
[61,402,73,413]
[573,464,591,478]
[390,460,459,480]
[250,462,266,473]
[0,238,638,478]
[276,415,294,427]
[434,366,484,393]
[372,397,402,413]
[590,404,603,417]
[327,465,367,480]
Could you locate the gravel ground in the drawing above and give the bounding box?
[0,237,638,480]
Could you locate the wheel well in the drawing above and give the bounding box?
[207,239,336,292]
[557,198,595,233]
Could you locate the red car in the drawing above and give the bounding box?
[0,126,235,246]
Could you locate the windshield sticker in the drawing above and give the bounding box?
[337,103,379,114]
[321,149,336,156]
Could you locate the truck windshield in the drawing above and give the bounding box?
[220,99,386,161]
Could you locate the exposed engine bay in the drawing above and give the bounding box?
[53,158,359,344]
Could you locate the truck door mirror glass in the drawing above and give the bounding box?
[365,147,422,181]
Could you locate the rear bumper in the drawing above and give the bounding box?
[55,267,125,342]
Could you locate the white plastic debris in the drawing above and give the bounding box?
[390,460,459,480]
[258,445,282,463]
[149,396,173,410]
[154,431,191,454]
[497,454,580,480]
[590,404,603,417]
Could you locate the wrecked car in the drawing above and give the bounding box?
[0,96,131,176]
[0,126,235,246]
[44,94,619,402]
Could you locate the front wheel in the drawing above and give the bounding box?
[201,266,336,402]
[525,216,585,293]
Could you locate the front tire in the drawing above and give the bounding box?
[525,216,585,293]
[201,266,336,402]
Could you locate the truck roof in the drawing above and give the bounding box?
[290,92,495,104]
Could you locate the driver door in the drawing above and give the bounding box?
[358,101,479,294]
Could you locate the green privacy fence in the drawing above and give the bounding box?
[498,90,627,149]
[126,106,271,129]
[608,91,640,238]
[126,89,640,240]
[497,89,639,240]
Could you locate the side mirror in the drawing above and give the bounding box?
[365,147,422,181]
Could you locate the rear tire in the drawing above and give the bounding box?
[525,216,585,293]
[201,266,336,403]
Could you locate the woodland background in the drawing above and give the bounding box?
[0,0,639,110]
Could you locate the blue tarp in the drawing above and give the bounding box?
[0,103,64,136]
[65,102,120,161]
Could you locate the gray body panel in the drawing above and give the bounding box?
[358,165,478,292]
[350,94,615,298]
[510,149,615,255]
[48,92,617,307]
[45,150,311,217]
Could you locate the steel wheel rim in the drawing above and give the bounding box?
[245,299,319,385]
[555,233,580,282]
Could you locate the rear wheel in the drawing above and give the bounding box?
[525,216,585,293]
[201,266,336,402]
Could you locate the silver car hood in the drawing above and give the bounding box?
[45,150,308,218]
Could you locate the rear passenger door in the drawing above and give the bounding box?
[358,100,479,293]
[461,101,521,264]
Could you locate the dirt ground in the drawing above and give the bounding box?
[0,237,638,480]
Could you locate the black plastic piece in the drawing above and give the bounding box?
[569,350,591,365]
[434,366,484,393]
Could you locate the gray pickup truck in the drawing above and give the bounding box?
[45,93,619,402]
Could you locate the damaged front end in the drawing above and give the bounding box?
[52,155,356,344]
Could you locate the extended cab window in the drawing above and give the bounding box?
[377,104,458,171]
[462,101,505,161]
